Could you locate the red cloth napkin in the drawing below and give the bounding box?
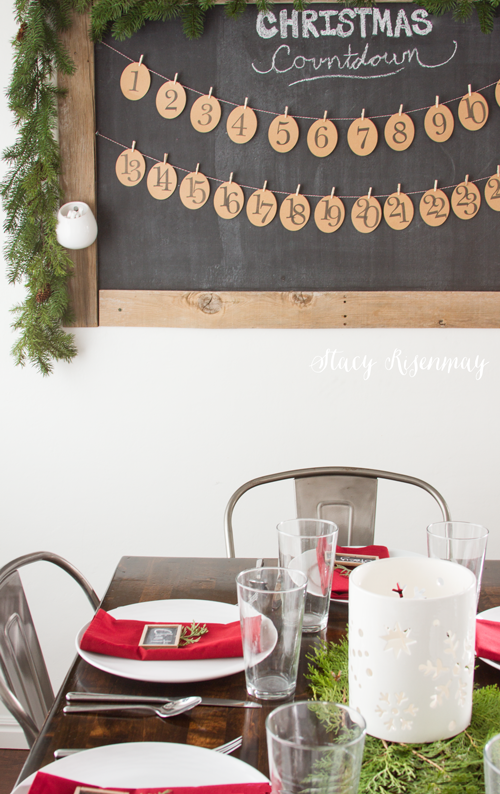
[80,609,251,660]
[331,545,390,600]
[476,619,500,662]
[28,771,271,794]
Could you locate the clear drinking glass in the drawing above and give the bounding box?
[277,518,338,632]
[266,701,366,794]
[427,521,489,606]
[484,734,500,793]
[236,567,307,700]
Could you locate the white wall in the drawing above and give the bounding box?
[1,3,499,748]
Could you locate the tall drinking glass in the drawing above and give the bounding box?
[484,734,500,793]
[266,701,366,794]
[277,518,338,632]
[236,567,307,700]
[427,521,489,607]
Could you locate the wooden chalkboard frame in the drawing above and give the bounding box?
[58,7,500,329]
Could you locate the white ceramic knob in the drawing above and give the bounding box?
[56,201,98,250]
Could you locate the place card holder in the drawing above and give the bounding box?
[335,553,379,568]
[74,788,124,794]
[139,623,182,648]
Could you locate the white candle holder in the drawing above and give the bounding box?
[56,201,98,250]
[349,556,476,743]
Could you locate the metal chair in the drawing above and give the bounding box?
[224,467,451,557]
[0,551,100,746]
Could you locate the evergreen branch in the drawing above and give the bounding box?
[179,621,208,645]
[181,0,206,39]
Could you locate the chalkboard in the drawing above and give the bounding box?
[94,4,500,297]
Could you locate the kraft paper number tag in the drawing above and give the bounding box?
[190,94,222,133]
[179,170,210,209]
[279,192,310,231]
[226,105,258,144]
[419,188,450,227]
[496,80,500,107]
[156,80,187,120]
[451,180,481,220]
[268,114,299,153]
[307,119,338,158]
[120,62,150,101]
[485,173,500,211]
[424,104,454,143]
[214,180,245,219]
[314,195,345,233]
[351,195,382,232]
[139,624,182,648]
[246,188,277,227]
[458,91,489,131]
[347,117,378,156]
[147,162,177,200]
[384,113,415,152]
[116,148,146,186]
[384,191,414,230]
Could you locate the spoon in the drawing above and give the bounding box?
[63,696,201,719]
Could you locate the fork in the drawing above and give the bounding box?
[214,736,242,754]
[53,735,243,759]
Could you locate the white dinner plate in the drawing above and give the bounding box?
[12,741,269,794]
[76,599,245,683]
[331,548,424,603]
[477,605,500,671]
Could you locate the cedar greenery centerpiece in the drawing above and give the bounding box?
[307,636,500,794]
[2,0,498,374]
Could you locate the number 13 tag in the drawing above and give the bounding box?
[116,147,146,186]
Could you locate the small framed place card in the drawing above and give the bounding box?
[335,553,379,569]
[74,788,125,794]
[139,623,182,648]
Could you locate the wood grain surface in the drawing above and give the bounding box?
[99,290,500,328]
[16,556,500,785]
[58,11,98,328]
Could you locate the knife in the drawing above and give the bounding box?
[65,691,261,708]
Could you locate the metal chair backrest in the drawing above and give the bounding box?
[224,467,451,557]
[0,552,100,746]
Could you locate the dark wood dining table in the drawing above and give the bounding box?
[17,556,500,785]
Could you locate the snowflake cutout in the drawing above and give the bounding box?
[419,658,449,679]
[381,623,416,658]
[376,691,418,732]
[430,680,451,708]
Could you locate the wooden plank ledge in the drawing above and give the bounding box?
[99,290,500,328]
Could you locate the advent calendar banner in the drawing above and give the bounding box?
[95,4,500,292]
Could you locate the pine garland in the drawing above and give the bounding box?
[306,637,500,794]
[2,0,498,374]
